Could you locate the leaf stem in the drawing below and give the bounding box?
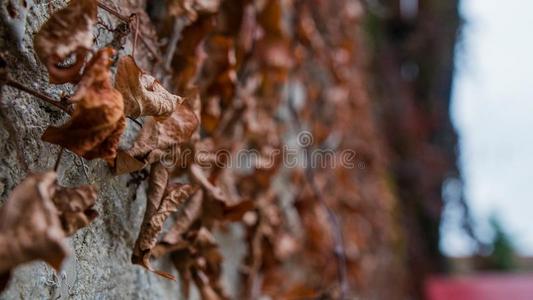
[97,1,160,61]
[97,1,128,22]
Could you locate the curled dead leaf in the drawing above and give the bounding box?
[42,48,126,165]
[189,163,226,202]
[132,163,194,280]
[115,55,181,119]
[0,172,69,290]
[153,190,204,257]
[53,184,98,236]
[115,102,198,174]
[34,0,97,84]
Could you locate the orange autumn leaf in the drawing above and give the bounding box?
[34,0,97,84]
[42,48,125,164]
[115,55,181,119]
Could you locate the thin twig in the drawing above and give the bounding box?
[97,1,160,60]
[163,17,183,72]
[5,78,71,114]
[288,97,349,299]
[137,34,160,62]
[9,76,141,129]
[54,147,64,172]
[97,1,128,22]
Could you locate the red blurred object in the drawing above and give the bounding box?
[426,274,533,300]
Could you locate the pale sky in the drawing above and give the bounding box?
[442,0,533,256]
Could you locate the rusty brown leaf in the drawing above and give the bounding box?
[189,163,226,202]
[52,184,98,236]
[115,55,181,119]
[42,48,126,165]
[0,172,69,291]
[132,162,194,280]
[115,102,198,174]
[172,15,216,91]
[153,190,204,257]
[33,0,97,84]
[170,227,228,300]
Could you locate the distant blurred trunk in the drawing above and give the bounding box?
[365,0,462,297]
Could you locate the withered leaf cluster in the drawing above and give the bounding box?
[1,0,396,298]
[2,0,199,292]
[131,162,194,279]
[0,172,97,291]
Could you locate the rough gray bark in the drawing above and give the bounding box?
[0,1,241,299]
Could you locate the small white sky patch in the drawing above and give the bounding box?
[443,0,533,256]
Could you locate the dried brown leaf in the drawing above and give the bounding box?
[189,163,226,202]
[116,102,198,172]
[192,228,228,300]
[172,15,216,91]
[171,249,193,297]
[114,150,147,175]
[115,55,181,119]
[222,200,254,222]
[154,190,204,257]
[132,162,194,280]
[203,35,237,101]
[42,48,126,164]
[34,0,97,84]
[169,227,228,300]
[52,184,98,236]
[0,172,69,290]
